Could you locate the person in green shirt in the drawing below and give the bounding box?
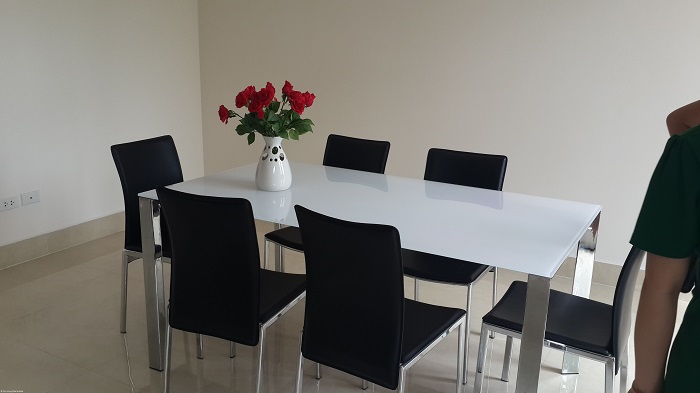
[629,99,700,393]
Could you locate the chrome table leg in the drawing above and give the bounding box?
[514,274,550,393]
[562,212,600,374]
[140,196,167,371]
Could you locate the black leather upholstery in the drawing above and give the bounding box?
[402,148,507,284]
[156,187,306,346]
[482,246,644,372]
[111,135,183,256]
[264,134,390,255]
[263,226,304,252]
[295,205,464,390]
[424,148,507,191]
[484,281,614,355]
[322,134,390,174]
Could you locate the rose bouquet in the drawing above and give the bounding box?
[218,81,315,145]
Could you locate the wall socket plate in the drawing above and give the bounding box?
[21,190,40,206]
[0,195,21,212]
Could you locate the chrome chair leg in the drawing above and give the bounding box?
[414,279,419,300]
[164,316,173,393]
[619,343,629,393]
[230,342,237,358]
[255,327,266,393]
[120,252,129,333]
[196,334,203,359]
[316,362,322,379]
[361,379,369,390]
[605,358,614,393]
[278,245,285,272]
[264,238,286,272]
[295,330,304,393]
[489,268,497,339]
[398,367,407,393]
[474,324,489,393]
[462,285,472,384]
[457,318,466,393]
[501,336,513,381]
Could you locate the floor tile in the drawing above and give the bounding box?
[0,231,688,393]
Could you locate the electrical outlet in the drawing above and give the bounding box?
[21,190,40,206]
[0,195,20,212]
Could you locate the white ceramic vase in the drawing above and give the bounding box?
[255,136,292,191]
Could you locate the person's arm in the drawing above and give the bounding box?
[666,100,700,136]
[629,253,690,393]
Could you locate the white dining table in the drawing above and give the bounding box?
[138,162,601,393]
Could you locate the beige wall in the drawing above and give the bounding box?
[0,0,204,247]
[3,1,699,266]
[199,0,700,265]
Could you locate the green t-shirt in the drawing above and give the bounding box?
[631,124,700,392]
[631,125,700,258]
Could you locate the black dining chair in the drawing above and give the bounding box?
[401,148,507,384]
[263,134,390,272]
[293,205,466,393]
[474,246,645,393]
[111,135,183,334]
[157,187,306,393]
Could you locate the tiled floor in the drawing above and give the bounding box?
[0,227,690,393]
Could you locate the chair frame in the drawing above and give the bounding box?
[292,205,466,393]
[405,147,507,384]
[157,188,306,393]
[474,323,629,393]
[263,134,390,272]
[474,246,644,393]
[295,315,466,393]
[111,135,182,334]
[164,291,306,393]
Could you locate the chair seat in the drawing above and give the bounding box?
[483,281,613,356]
[401,299,466,363]
[402,249,491,285]
[260,270,306,322]
[265,227,304,252]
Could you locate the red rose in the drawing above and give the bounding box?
[248,94,264,118]
[235,85,256,108]
[302,92,315,107]
[218,105,230,124]
[257,85,275,107]
[282,80,294,96]
[287,90,305,114]
[235,92,248,108]
[266,82,275,100]
[286,90,302,102]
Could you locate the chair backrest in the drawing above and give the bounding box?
[424,148,507,191]
[295,205,405,389]
[611,246,645,371]
[156,187,262,345]
[111,135,183,252]
[322,134,390,174]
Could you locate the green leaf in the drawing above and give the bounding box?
[247,132,255,145]
[288,129,300,140]
[278,129,289,139]
[235,123,252,135]
[295,119,314,133]
[268,101,280,113]
[267,113,280,123]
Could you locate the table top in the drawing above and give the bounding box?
[140,162,601,278]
